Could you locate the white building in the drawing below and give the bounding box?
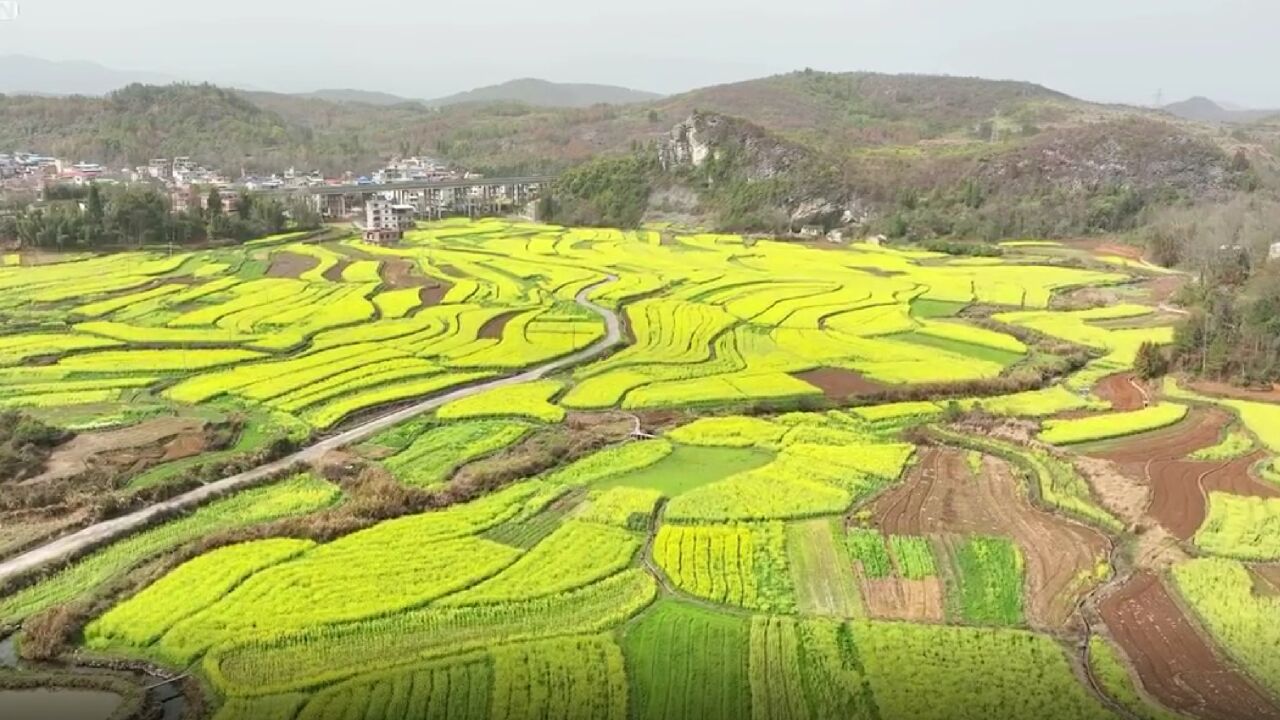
[363,199,406,244]
[1270,242,1280,262]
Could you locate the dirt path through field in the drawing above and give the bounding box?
[1098,571,1280,720]
[0,276,624,587]
[868,447,1108,629]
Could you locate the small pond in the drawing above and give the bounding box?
[0,687,122,720]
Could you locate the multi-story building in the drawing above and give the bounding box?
[362,198,410,244]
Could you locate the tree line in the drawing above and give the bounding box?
[1144,195,1280,384]
[0,183,321,250]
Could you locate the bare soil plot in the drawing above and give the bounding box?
[787,519,862,618]
[22,417,207,485]
[1088,407,1228,464]
[792,367,889,399]
[1074,456,1150,527]
[478,310,521,340]
[1099,571,1280,720]
[1187,379,1280,404]
[1249,565,1280,597]
[869,447,1108,629]
[1095,373,1146,412]
[266,252,318,279]
[1089,410,1277,539]
[381,258,453,309]
[322,259,351,282]
[1139,275,1187,304]
[857,573,945,622]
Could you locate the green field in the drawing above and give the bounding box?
[594,445,775,496]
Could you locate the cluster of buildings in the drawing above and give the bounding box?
[0,151,471,208]
[2,150,550,242]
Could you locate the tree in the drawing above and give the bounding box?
[82,183,106,246]
[206,186,223,219]
[1133,341,1169,380]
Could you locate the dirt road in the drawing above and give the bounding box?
[0,276,622,588]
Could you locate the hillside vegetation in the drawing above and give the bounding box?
[0,71,1266,236]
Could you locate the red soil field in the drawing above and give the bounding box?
[1099,571,1280,720]
[1090,409,1278,539]
[792,368,889,400]
[869,447,1108,629]
[1095,373,1146,412]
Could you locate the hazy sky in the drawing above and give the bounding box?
[2,0,1276,106]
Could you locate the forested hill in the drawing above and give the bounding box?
[0,72,1271,238]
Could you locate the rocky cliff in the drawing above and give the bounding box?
[658,112,866,229]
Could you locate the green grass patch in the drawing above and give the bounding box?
[950,536,1024,626]
[910,298,968,319]
[847,528,892,578]
[594,444,774,497]
[889,331,1025,366]
[889,535,937,579]
[623,600,750,720]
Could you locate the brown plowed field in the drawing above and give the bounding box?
[1090,408,1228,464]
[1099,572,1280,720]
[857,573,945,622]
[1090,411,1277,539]
[322,259,351,282]
[1096,373,1145,412]
[868,447,1108,629]
[792,367,889,399]
[478,310,521,340]
[266,252,318,279]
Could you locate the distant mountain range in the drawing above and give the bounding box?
[0,55,1263,240]
[1163,96,1278,124]
[422,78,662,108]
[0,55,177,96]
[1,55,662,109]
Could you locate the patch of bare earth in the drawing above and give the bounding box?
[792,367,889,400]
[1187,379,1280,404]
[1099,571,1280,720]
[267,252,318,279]
[868,447,1108,630]
[323,259,352,282]
[478,311,521,340]
[856,572,945,622]
[1096,372,1147,412]
[22,417,207,486]
[1074,456,1149,528]
[1089,409,1278,539]
[382,259,452,308]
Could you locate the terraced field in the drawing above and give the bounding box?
[5,220,1280,720]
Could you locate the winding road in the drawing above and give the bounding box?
[0,276,623,588]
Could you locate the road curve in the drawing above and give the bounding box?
[0,275,623,589]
